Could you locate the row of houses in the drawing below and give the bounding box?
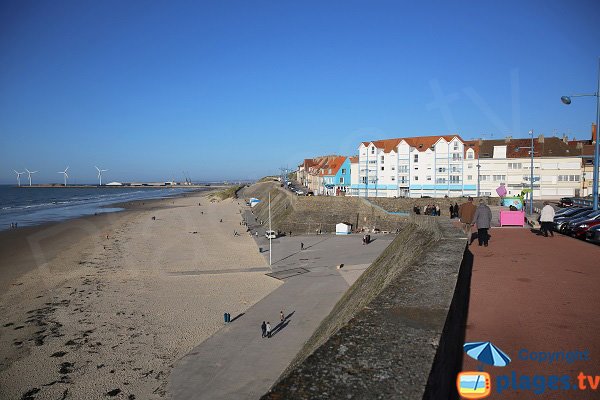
[297,124,597,199]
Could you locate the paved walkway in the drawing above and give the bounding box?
[462,227,600,400]
[168,228,394,400]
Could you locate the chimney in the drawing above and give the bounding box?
[537,134,544,143]
[562,134,568,144]
[593,123,597,144]
[505,135,512,143]
[478,139,483,146]
[576,142,584,150]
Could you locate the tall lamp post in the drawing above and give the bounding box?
[529,130,535,215]
[561,57,600,211]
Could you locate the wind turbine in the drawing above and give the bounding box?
[13,170,25,187]
[57,167,69,186]
[25,168,38,186]
[95,166,108,186]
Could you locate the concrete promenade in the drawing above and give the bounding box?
[168,228,394,400]
[462,226,600,400]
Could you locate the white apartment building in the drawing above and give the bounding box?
[349,135,478,198]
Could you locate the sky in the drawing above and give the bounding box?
[1,0,599,183]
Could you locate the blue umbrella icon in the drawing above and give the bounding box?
[464,341,511,368]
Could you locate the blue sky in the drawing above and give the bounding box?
[1,0,599,183]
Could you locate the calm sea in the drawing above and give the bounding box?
[0,185,201,231]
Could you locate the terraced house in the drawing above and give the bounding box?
[349,135,478,198]
[297,155,350,195]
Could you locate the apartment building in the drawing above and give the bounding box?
[349,135,477,198]
[477,136,582,198]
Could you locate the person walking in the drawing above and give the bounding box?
[539,201,555,237]
[459,197,477,239]
[453,203,459,219]
[435,204,440,216]
[300,242,304,251]
[280,310,285,322]
[261,321,267,338]
[266,321,272,338]
[449,205,454,218]
[472,199,493,247]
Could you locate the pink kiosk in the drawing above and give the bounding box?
[497,186,526,227]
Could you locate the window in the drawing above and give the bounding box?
[467,151,474,159]
[452,153,462,161]
[391,166,396,171]
[340,177,344,184]
[436,177,447,184]
[453,142,459,150]
[450,176,460,183]
[468,164,473,169]
[414,176,419,181]
[493,175,506,181]
[341,169,346,174]
[480,175,490,181]
[361,177,367,183]
[467,175,473,180]
[399,177,407,184]
[438,167,447,173]
[368,160,376,164]
[381,166,385,171]
[371,147,375,155]
[399,165,408,173]
[380,156,384,163]
[426,176,432,181]
[414,154,419,162]
[558,175,580,182]
[508,163,522,169]
[391,176,395,181]
[414,166,419,170]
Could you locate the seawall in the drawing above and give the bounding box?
[262,216,470,399]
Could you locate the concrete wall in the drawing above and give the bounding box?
[262,216,470,400]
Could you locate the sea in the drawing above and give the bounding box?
[0,185,201,231]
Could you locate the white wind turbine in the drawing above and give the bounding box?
[25,168,38,186]
[95,166,108,186]
[13,170,25,187]
[58,167,69,186]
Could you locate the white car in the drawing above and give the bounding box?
[295,190,304,195]
[265,230,277,239]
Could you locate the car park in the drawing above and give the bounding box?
[553,207,592,232]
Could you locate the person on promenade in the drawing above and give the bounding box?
[449,205,454,218]
[300,242,304,251]
[266,322,272,338]
[280,310,285,322]
[539,201,555,237]
[453,203,459,219]
[435,205,440,216]
[472,199,492,247]
[459,197,477,239]
[261,321,267,338]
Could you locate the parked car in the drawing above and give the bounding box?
[553,207,593,232]
[558,197,574,207]
[265,230,277,239]
[306,191,314,196]
[564,210,600,234]
[585,225,600,244]
[570,219,600,239]
[295,190,305,196]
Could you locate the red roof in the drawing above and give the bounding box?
[362,134,464,153]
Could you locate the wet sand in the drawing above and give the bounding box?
[0,192,281,399]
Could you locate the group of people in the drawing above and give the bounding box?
[413,204,441,216]
[458,197,493,247]
[261,310,286,339]
[9,222,18,229]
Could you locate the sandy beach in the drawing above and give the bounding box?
[0,192,281,399]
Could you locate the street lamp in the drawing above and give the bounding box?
[561,57,600,211]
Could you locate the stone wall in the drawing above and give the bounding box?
[368,196,499,215]
[239,183,408,234]
[262,217,470,400]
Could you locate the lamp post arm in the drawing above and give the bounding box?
[567,93,599,98]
